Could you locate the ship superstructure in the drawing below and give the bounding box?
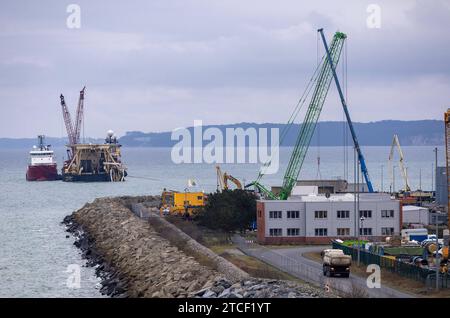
[26,135,58,181]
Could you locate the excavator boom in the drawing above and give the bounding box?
[224,173,243,190]
[216,165,243,190]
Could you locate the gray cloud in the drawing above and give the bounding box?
[0,0,449,137]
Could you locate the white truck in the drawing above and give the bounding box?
[321,249,352,278]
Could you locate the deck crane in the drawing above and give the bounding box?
[60,87,86,146]
[74,86,86,144]
[247,30,348,200]
[388,134,411,192]
[60,94,76,145]
[318,28,374,192]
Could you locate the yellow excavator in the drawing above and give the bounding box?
[216,165,242,191]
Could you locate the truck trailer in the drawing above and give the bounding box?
[322,249,352,278]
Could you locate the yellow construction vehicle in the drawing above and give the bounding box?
[216,165,243,191]
[159,189,206,216]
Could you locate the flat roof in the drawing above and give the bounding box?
[402,205,429,211]
[259,192,398,203]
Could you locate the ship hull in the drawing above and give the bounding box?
[62,173,111,182]
[26,164,58,181]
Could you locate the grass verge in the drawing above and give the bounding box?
[156,215,308,283]
[303,251,450,298]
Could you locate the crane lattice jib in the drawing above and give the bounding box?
[60,94,76,145]
[74,87,86,144]
[277,32,346,200]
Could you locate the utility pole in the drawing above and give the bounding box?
[354,147,357,241]
[434,147,438,187]
[432,163,434,194]
[419,168,422,190]
[419,168,422,206]
[357,157,361,267]
[393,165,396,195]
[433,146,439,289]
[436,217,440,290]
[381,164,384,193]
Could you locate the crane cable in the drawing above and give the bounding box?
[255,49,327,183]
[316,32,322,180]
[342,39,349,182]
[345,40,349,181]
[127,175,162,181]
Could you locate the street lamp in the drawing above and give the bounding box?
[435,215,440,291]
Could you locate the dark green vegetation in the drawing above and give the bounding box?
[195,190,257,233]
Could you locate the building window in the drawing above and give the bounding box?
[337,210,350,219]
[258,210,262,218]
[287,228,300,236]
[359,210,372,218]
[359,228,373,236]
[381,210,394,218]
[269,228,282,236]
[269,211,282,219]
[337,228,350,236]
[382,227,395,235]
[314,210,327,219]
[315,228,328,236]
[287,210,300,219]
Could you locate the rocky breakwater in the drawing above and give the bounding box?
[63,196,332,298]
[191,278,329,298]
[64,196,223,297]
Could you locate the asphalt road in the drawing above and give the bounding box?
[274,245,413,298]
[233,237,414,298]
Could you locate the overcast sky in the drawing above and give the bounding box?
[0,0,449,138]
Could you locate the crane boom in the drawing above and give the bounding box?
[74,86,86,144]
[216,165,243,190]
[60,94,76,145]
[250,30,347,200]
[318,29,374,193]
[216,166,226,190]
[388,134,410,192]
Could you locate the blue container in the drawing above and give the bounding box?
[410,234,428,242]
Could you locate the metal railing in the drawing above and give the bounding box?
[232,235,371,297]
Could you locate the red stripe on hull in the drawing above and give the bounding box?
[26,164,58,181]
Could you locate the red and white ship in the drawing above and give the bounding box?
[26,135,59,181]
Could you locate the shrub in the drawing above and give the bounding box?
[195,189,256,233]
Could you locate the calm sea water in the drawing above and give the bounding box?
[0,146,444,297]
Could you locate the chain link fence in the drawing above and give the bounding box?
[232,235,394,297]
[333,241,450,289]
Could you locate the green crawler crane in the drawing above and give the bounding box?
[247,31,347,200]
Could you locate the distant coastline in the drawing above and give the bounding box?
[0,120,443,148]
